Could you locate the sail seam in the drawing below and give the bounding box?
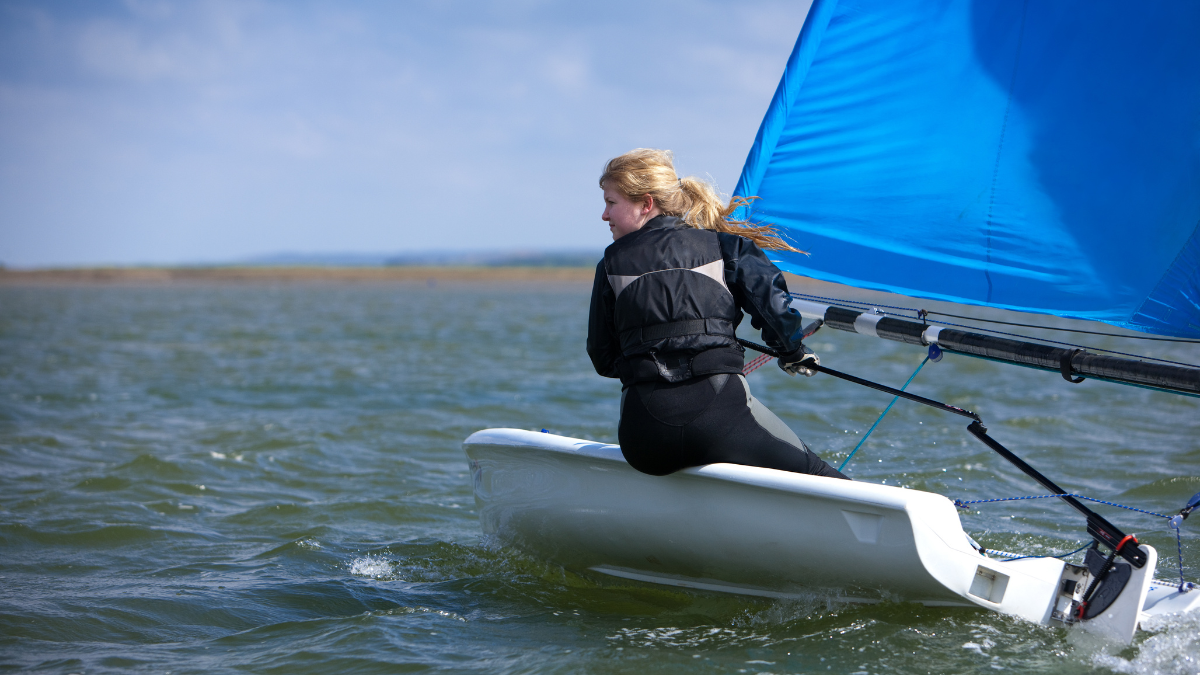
[982,0,1030,305]
[1130,218,1200,336]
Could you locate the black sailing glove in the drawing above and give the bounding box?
[778,343,820,377]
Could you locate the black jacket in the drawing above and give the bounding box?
[587,215,809,385]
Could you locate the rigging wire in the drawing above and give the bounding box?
[790,292,1200,369]
[838,355,930,471]
[792,291,1200,343]
[923,311,1200,343]
[918,319,1199,369]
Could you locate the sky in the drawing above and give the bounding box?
[0,0,812,267]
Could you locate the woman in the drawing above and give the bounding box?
[587,148,847,480]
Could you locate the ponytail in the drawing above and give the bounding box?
[599,148,803,253]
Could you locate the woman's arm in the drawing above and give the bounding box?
[718,233,808,357]
[586,260,622,378]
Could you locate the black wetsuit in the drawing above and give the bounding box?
[587,215,847,480]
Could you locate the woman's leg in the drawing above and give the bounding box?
[618,376,719,476]
[619,374,847,479]
[685,375,849,479]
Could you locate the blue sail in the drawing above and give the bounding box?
[735,0,1200,338]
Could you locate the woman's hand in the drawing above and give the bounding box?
[779,344,820,377]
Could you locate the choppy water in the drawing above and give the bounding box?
[1,281,1197,674]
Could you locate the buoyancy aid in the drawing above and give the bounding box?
[600,215,744,383]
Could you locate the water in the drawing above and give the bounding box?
[1,280,1197,674]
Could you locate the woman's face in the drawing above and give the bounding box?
[602,186,654,241]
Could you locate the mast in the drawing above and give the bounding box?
[790,299,1200,397]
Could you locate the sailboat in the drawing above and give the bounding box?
[464,0,1200,643]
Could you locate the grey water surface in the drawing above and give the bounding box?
[1,281,1197,674]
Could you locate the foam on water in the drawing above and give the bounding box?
[1091,612,1200,674]
[349,554,396,579]
[607,625,774,650]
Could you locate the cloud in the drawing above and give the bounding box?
[0,0,812,266]
[77,21,178,80]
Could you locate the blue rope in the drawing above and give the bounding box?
[954,493,1171,519]
[838,356,930,472]
[956,493,1189,590]
[1171,515,1188,593]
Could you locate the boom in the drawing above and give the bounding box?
[790,299,1200,397]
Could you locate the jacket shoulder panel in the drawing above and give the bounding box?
[604,227,722,276]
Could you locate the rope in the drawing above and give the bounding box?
[956,493,1189,590]
[742,352,774,375]
[838,356,930,471]
[954,493,1171,519]
[1172,515,1188,594]
[790,292,919,315]
[987,541,1092,563]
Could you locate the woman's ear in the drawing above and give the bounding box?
[642,195,655,215]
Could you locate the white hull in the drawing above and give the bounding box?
[465,428,1200,642]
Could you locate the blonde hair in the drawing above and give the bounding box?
[599,148,802,253]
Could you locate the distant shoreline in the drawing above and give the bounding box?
[0,266,1143,339]
[0,266,839,294]
[0,265,912,301]
[0,266,597,284]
